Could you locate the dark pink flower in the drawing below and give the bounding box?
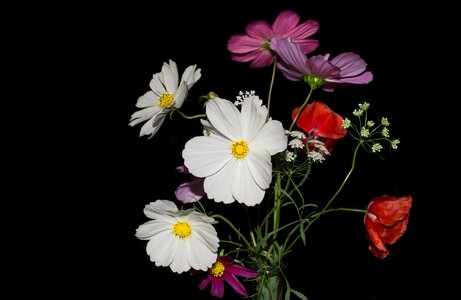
[364,194,413,259]
[198,256,259,298]
[271,38,373,91]
[292,101,347,152]
[175,166,205,203]
[227,10,319,68]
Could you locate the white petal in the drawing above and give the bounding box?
[173,81,188,109]
[183,135,232,177]
[204,160,236,204]
[188,218,220,252]
[187,236,218,271]
[206,98,242,141]
[146,227,175,267]
[139,111,168,138]
[241,96,267,141]
[143,200,178,219]
[129,106,158,126]
[135,220,169,239]
[135,91,157,108]
[232,160,265,206]
[162,60,179,93]
[146,230,176,267]
[246,149,272,189]
[169,239,192,273]
[181,64,202,88]
[251,120,287,155]
[149,73,166,97]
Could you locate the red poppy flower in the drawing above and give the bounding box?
[292,101,347,152]
[364,194,413,259]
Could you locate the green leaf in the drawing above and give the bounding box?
[291,289,308,300]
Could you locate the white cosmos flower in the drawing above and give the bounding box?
[129,59,201,138]
[135,200,219,274]
[182,96,288,206]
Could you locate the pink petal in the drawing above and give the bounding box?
[226,264,260,278]
[330,52,367,77]
[175,178,205,203]
[227,34,264,54]
[198,275,213,290]
[287,20,320,41]
[308,55,341,78]
[245,20,273,39]
[249,51,275,68]
[329,71,373,84]
[211,277,225,298]
[297,39,320,54]
[272,10,300,36]
[223,272,248,296]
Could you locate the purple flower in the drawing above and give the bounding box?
[271,38,373,91]
[198,256,259,298]
[227,10,319,68]
[175,166,205,203]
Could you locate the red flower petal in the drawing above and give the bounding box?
[292,101,346,139]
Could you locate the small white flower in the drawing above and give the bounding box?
[391,139,400,149]
[381,117,390,126]
[183,97,287,206]
[382,127,390,137]
[135,200,219,274]
[353,109,364,117]
[342,118,351,129]
[285,151,297,162]
[359,102,370,110]
[367,120,375,127]
[289,139,305,149]
[290,130,306,139]
[129,59,201,138]
[361,127,370,137]
[372,143,383,152]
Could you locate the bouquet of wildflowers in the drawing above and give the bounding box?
[129,10,413,299]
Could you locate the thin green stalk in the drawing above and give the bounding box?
[288,88,314,131]
[211,214,251,248]
[284,141,364,251]
[272,172,282,240]
[175,109,206,120]
[266,56,277,118]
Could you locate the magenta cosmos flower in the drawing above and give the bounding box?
[199,255,259,298]
[271,38,373,91]
[227,10,319,68]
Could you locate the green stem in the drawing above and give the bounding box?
[273,172,282,239]
[266,56,277,119]
[211,214,251,248]
[284,141,364,252]
[288,88,314,131]
[320,140,363,211]
[175,109,206,120]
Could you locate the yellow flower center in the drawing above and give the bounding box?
[231,140,249,159]
[210,261,225,277]
[158,93,174,108]
[172,221,192,239]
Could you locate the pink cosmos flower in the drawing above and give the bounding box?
[271,38,373,91]
[175,165,205,203]
[292,101,347,152]
[227,10,319,68]
[364,194,413,259]
[198,255,259,298]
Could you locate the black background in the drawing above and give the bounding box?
[13,0,457,299]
